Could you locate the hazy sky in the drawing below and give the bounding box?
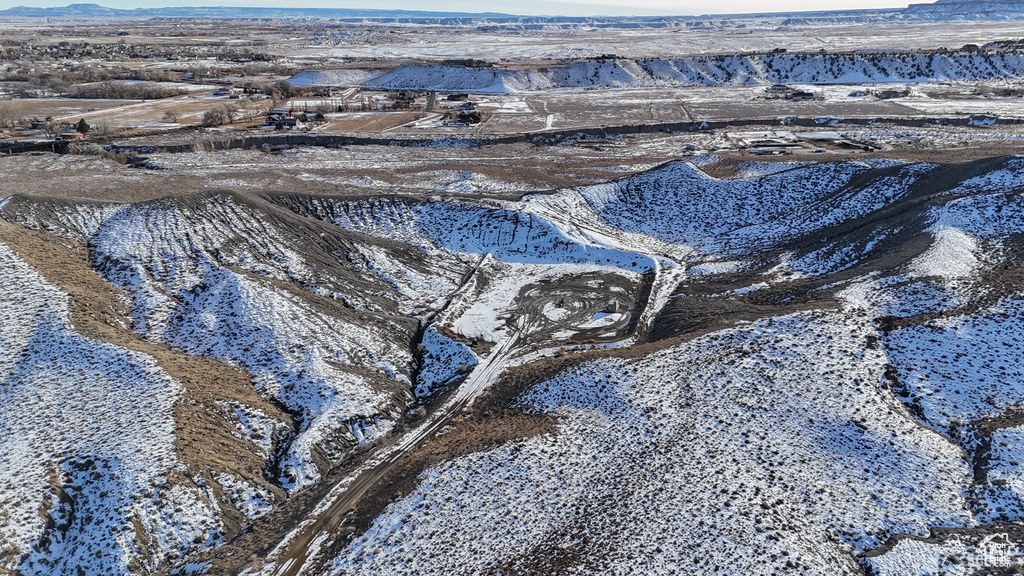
[0,0,913,17]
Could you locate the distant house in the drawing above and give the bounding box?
[58,132,84,140]
[849,89,867,98]
[790,90,817,101]
[750,148,785,156]
[766,84,795,100]
[457,110,481,124]
[263,115,298,128]
[268,107,294,117]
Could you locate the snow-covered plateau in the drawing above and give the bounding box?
[293,51,1024,93]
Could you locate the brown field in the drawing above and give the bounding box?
[8,98,139,121]
[318,111,427,132]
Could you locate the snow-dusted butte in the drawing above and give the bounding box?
[297,50,1024,92]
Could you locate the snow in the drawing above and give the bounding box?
[909,226,980,279]
[0,242,221,576]
[287,69,383,87]
[448,267,528,344]
[882,298,1024,435]
[728,282,768,296]
[946,157,1024,198]
[7,136,1024,574]
[351,242,460,308]
[542,301,570,320]
[970,426,1024,523]
[302,195,656,270]
[216,473,273,520]
[3,194,420,492]
[568,160,886,253]
[328,311,973,575]
[865,534,1024,576]
[158,259,407,490]
[576,311,625,329]
[310,52,1024,93]
[221,403,286,456]
[415,327,478,397]
[687,260,746,275]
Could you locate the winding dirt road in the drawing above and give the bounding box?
[272,329,519,576]
[267,248,681,576]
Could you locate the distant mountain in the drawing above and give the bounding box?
[3,1,1024,22]
[906,0,1024,16]
[0,3,520,19]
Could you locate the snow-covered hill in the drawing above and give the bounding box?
[299,51,1024,92]
[5,152,1024,576]
[328,310,974,575]
[0,242,221,576]
[1,192,461,491]
[907,0,1024,17]
[304,155,1024,576]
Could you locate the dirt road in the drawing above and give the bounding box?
[272,329,519,576]
[266,231,683,575]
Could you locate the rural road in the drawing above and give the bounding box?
[268,243,682,575]
[272,329,520,576]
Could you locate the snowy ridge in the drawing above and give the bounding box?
[723,162,938,251]
[364,65,548,93]
[0,242,221,576]
[572,160,872,253]
[313,52,1024,93]
[288,69,383,87]
[291,196,656,270]
[162,266,409,489]
[2,193,426,492]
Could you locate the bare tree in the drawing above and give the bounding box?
[0,99,24,128]
[162,109,179,123]
[222,103,239,124]
[90,118,113,136]
[235,98,265,122]
[278,80,295,99]
[202,105,236,127]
